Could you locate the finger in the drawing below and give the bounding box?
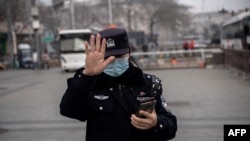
[131,116,149,130]
[139,110,152,119]
[132,114,149,125]
[100,38,106,55]
[90,35,95,52]
[140,110,157,127]
[84,41,89,55]
[132,115,153,130]
[131,121,147,130]
[95,34,101,52]
[103,56,115,66]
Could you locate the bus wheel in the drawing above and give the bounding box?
[64,69,70,73]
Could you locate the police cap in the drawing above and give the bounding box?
[99,28,130,57]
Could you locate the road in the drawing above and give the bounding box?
[0,67,250,141]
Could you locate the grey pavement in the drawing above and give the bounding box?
[0,67,250,141]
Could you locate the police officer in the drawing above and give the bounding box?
[60,28,177,141]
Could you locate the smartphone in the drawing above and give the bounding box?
[136,100,156,118]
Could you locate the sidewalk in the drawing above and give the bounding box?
[152,68,250,141]
[0,68,250,141]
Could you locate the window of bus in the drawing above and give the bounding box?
[59,34,91,53]
[243,17,250,35]
[60,38,85,52]
[223,22,244,39]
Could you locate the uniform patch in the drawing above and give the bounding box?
[94,95,109,100]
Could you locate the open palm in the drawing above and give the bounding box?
[83,34,115,76]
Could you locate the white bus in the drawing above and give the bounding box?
[59,29,92,72]
[221,11,250,50]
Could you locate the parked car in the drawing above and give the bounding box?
[18,43,33,68]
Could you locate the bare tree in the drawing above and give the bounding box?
[136,0,190,41]
[94,0,113,26]
[0,0,32,68]
[38,3,60,52]
[98,0,190,40]
[52,0,190,41]
[0,0,32,50]
[0,1,6,22]
[74,3,98,28]
[0,0,30,24]
[38,4,59,36]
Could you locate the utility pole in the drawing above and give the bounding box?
[127,7,131,32]
[127,0,132,32]
[53,0,75,29]
[6,0,14,69]
[108,0,113,25]
[31,0,41,69]
[70,0,75,29]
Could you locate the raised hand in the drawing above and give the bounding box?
[83,34,115,76]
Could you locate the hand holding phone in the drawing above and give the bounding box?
[136,100,156,118]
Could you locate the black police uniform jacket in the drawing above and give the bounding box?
[60,63,177,141]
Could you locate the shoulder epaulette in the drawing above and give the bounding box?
[143,73,162,97]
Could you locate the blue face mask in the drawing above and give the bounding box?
[103,57,129,77]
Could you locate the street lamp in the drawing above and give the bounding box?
[70,0,75,29]
[31,5,41,69]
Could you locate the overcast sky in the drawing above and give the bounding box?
[41,0,250,13]
[178,0,250,13]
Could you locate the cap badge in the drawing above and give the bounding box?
[106,38,115,48]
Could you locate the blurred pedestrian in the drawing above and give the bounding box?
[129,42,136,52]
[14,55,19,69]
[183,41,189,50]
[190,39,195,50]
[32,51,37,70]
[142,43,148,52]
[60,27,177,141]
[42,49,50,69]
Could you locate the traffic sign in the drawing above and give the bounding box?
[42,36,54,42]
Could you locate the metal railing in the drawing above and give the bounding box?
[224,49,250,75]
[131,48,223,70]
